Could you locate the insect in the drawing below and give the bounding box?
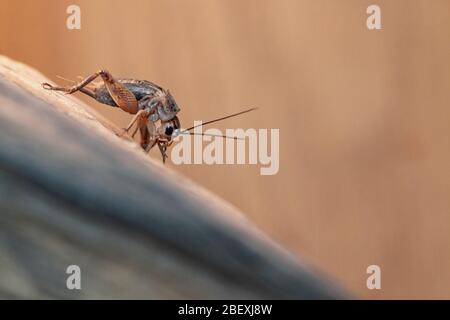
[42,70,255,162]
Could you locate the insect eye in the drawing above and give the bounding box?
[165,126,174,136]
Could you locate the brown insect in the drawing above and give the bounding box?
[42,70,255,162]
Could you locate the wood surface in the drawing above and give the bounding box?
[0,55,346,299]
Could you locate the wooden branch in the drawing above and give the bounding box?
[0,55,346,299]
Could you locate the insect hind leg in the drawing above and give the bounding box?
[43,70,139,114]
[42,71,104,94]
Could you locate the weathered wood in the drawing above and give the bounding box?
[0,55,346,299]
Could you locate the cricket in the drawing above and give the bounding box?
[42,70,256,163]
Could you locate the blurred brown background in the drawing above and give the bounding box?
[1,0,450,299]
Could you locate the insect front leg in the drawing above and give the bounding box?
[119,109,149,137]
[144,138,158,154]
[157,142,169,164]
[121,96,162,135]
[138,117,158,150]
[142,121,169,163]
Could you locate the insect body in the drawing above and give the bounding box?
[42,70,180,162]
[42,70,255,163]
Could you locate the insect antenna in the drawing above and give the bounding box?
[179,132,244,140]
[56,75,76,83]
[184,107,258,132]
[172,107,257,140]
